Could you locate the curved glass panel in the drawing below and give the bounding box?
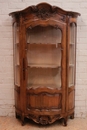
[69,23,76,87]
[26,26,62,89]
[13,23,20,86]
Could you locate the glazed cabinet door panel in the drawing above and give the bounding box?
[69,23,76,87]
[13,23,20,87]
[68,22,77,112]
[13,22,21,110]
[26,24,66,115]
[26,26,62,88]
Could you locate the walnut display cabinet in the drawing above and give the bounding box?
[9,3,80,126]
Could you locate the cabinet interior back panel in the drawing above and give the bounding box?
[27,44,61,66]
[27,67,61,88]
[27,26,61,44]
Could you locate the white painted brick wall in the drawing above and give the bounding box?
[0,0,86,117]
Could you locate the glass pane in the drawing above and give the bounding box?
[15,44,19,65]
[15,66,20,86]
[27,67,61,89]
[69,45,75,65]
[69,66,74,87]
[13,23,20,86]
[70,23,76,44]
[69,23,76,87]
[27,44,61,67]
[27,26,61,44]
[26,26,62,89]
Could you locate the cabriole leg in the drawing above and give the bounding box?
[63,117,68,126]
[21,114,25,126]
[70,113,74,119]
[15,112,20,119]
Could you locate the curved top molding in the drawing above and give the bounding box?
[9,2,80,17]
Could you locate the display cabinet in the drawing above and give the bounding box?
[9,3,80,126]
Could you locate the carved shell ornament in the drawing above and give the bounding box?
[31,5,57,20]
[35,8,51,19]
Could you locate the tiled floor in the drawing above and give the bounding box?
[0,117,87,130]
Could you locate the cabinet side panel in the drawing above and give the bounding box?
[68,90,75,110]
[15,89,20,110]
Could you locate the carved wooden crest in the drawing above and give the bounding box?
[31,5,57,20]
[28,114,60,125]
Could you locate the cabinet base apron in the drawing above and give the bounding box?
[15,108,74,126]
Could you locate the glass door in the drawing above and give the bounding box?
[26,26,62,89]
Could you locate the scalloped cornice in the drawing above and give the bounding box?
[9,2,80,18]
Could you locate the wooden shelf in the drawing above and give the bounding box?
[15,64,20,67]
[15,83,20,87]
[69,84,74,87]
[69,64,74,67]
[28,64,61,68]
[14,43,19,46]
[70,43,75,45]
[27,84,61,89]
[27,43,61,47]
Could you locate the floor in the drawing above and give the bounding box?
[0,117,87,130]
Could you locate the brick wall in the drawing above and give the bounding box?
[0,0,86,117]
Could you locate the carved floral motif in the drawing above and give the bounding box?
[31,6,57,20]
[28,114,60,125]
